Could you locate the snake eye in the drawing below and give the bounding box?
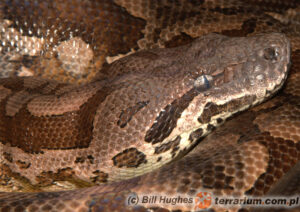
[263,47,280,62]
[194,75,213,92]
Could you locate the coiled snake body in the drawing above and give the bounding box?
[0,1,299,211]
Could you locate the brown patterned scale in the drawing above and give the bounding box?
[0,32,289,187]
[0,1,299,212]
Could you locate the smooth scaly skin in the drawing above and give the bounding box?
[0,33,291,187]
[0,1,299,212]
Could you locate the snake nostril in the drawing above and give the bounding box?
[263,47,280,62]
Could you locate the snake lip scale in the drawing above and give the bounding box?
[0,1,299,212]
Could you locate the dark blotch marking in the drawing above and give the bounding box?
[21,55,37,68]
[197,102,216,123]
[0,78,116,153]
[198,95,256,124]
[36,167,74,186]
[112,148,147,168]
[1,164,33,188]
[207,124,216,131]
[75,157,85,163]
[157,157,162,162]
[91,170,108,183]
[217,118,223,124]
[154,136,181,154]
[118,101,149,128]
[221,18,257,37]
[75,155,94,164]
[189,128,204,143]
[87,155,94,164]
[3,152,13,163]
[16,160,31,169]
[145,88,199,144]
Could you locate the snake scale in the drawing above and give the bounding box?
[0,0,299,211]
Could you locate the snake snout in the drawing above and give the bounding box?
[262,33,291,66]
[247,33,291,98]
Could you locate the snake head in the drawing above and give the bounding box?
[141,33,291,151]
[89,33,291,175]
[182,33,291,105]
[189,33,291,102]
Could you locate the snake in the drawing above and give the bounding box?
[0,0,299,211]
